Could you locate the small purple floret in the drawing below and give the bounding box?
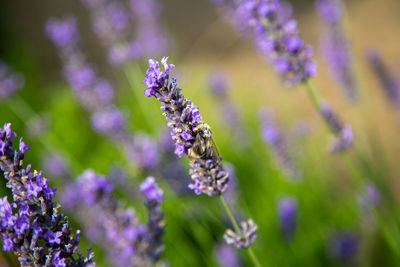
[140,176,163,203]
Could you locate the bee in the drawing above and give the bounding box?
[188,122,220,162]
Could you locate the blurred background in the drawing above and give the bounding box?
[1,0,400,266]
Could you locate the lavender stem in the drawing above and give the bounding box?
[303,81,320,120]
[248,247,262,267]
[303,81,332,132]
[219,195,262,267]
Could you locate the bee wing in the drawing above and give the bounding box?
[209,138,220,161]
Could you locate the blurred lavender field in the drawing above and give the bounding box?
[1,0,400,266]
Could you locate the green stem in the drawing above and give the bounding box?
[247,247,263,267]
[219,194,241,233]
[303,80,336,134]
[303,80,321,112]
[219,195,263,267]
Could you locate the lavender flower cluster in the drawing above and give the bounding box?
[46,16,159,171]
[143,57,229,196]
[223,219,257,249]
[0,60,24,100]
[328,231,359,262]
[45,17,122,134]
[220,0,316,85]
[259,107,299,178]
[277,196,298,240]
[143,57,257,250]
[366,49,400,107]
[319,101,353,153]
[316,0,358,102]
[357,181,381,227]
[81,0,169,66]
[61,170,164,267]
[0,123,95,266]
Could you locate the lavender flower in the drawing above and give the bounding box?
[0,123,95,266]
[223,219,257,249]
[365,182,381,207]
[209,70,231,96]
[259,107,299,178]
[0,60,24,100]
[315,0,341,24]
[81,0,169,66]
[216,0,316,85]
[316,0,358,102]
[143,57,257,249]
[357,181,381,226]
[129,0,169,57]
[125,132,159,170]
[46,16,159,171]
[140,176,165,261]
[91,107,125,136]
[214,244,241,267]
[61,171,165,267]
[366,48,400,106]
[319,101,353,152]
[328,231,359,262]
[81,0,140,66]
[277,196,298,240]
[45,16,78,48]
[143,57,229,196]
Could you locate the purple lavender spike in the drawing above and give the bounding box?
[0,60,24,100]
[209,70,231,97]
[140,176,165,261]
[277,195,298,240]
[81,0,169,66]
[46,16,159,171]
[357,181,381,227]
[129,0,169,57]
[61,170,165,267]
[259,107,300,178]
[143,57,229,196]
[214,0,316,85]
[366,48,400,107]
[91,107,125,136]
[45,16,78,48]
[328,231,359,262]
[319,101,353,152]
[143,57,257,249]
[316,0,358,102]
[125,132,159,170]
[0,123,95,266]
[223,219,257,249]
